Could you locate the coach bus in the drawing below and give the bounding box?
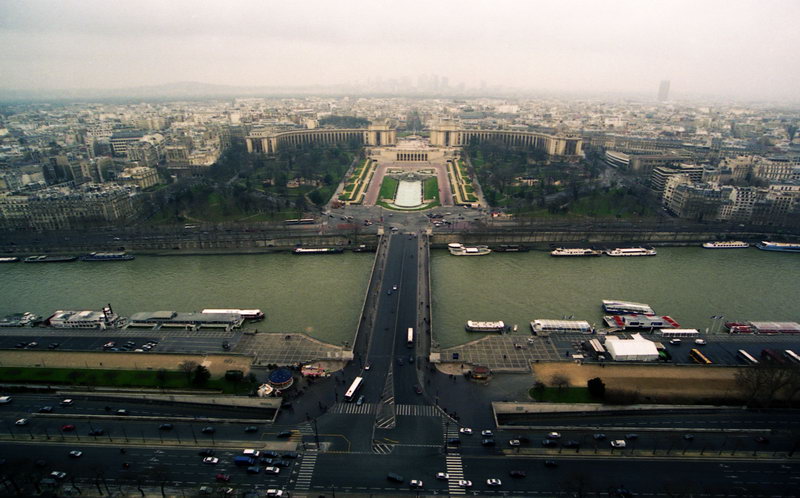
[660,329,699,339]
[407,328,414,348]
[737,349,759,365]
[689,348,712,365]
[344,376,364,402]
[284,218,315,225]
[785,349,800,364]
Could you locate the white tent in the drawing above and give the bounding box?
[603,333,659,361]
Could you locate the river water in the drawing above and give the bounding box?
[0,253,373,345]
[431,247,800,348]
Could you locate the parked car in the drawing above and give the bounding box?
[546,432,561,439]
[277,430,293,438]
[264,466,280,475]
[68,450,82,458]
[593,433,607,440]
[60,399,73,407]
[15,418,28,426]
[611,440,627,448]
[39,406,53,413]
[244,426,258,433]
[61,424,76,432]
[201,426,215,434]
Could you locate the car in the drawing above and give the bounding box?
[265,490,284,497]
[541,439,558,448]
[244,426,258,433]
[26,341,39,348]
[48,342,60,349]
[509,439,521,447]
[459,427,473,435]
[563,440,580,448]
[625,433,639,439]
[355,394,365,405]
[509,470,526,478]
[695,338,707,345]
[246,466,260,474]
[387,472,404,483]
[392,284,398,291]
[408,356,414,364]
[683,434,695,441]
[198,449,215,457]
[280,451,298,459]
[50,471,67,480]
[670,338,682,345]
[68,450,82,458]
[88,428,104,436]
[436,472,449,480]
[39,406,53,413]
[544,460,559,468]
[262,450,280,458]
[611,440,627,448]
[446,438,461,446]
[159,424,173,431]
[215,474,231,482]
[481,429,493,437]
[116,409,129,415]
[397,357,403,365]
[457,480,472,488]
[487,478,502,487]
[60,399,73,407]
[201,426,215,434]
[103,342,115,349]
[481,438,495,446]
[221,341,230,350]
[414,385,422,394]
[387,289,392,295]
[277,430,293,438]
[547,432,562,439]
[61,424,76,432]
[264,466,280,474]
[14,342,25,349]
[260,458,275,466]
[593,433,607,440]
[409,479,423,488]
[15,418,28,426]
[364,362,372,370]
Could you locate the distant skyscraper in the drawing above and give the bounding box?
[658,80,670,102]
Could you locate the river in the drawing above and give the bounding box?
[0,253,373,345]
[431,247,800,348]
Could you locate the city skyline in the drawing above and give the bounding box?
[1,0,799,102]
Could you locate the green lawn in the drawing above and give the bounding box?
[379,177,399,200]
[529,386,600,403]
[423,177,439,200]
[0,366,256,394]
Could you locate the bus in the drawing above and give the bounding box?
[761,348,787,364]
[689,348,712,365]
[407,328,414,348]
[344,376,364,402]
[586,338,606,359]
[737,349,759,365]
[785,349,800,364]
[284,218,315,225]
[660,329,699,339]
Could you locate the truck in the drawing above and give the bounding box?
[233,456,256,466]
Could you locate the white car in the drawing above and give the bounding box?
[509,439,521,447]
[436,472,449,480]
[670,338,682,345]
[264,466,280,474]
[68,450,82,458]
[459,427,473,435]
[410,479,423,488]
[15,418,28,426]
[457,480,472,488]
[50,471,67,480]
[265,491,284,498]
[481,429,493,437]
[202,457,219,464]
[487,478,502,487]
[0,396,12,404]
[611,440,627,448]
[60,399,73,406]
[695,339,707,345]
[547,432,562,439]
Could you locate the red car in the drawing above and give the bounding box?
[215,474,231,482]
[61,424,76,432]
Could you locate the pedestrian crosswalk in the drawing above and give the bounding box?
[372,442,394,454]
[293,449,318,491]
[297,422,314,435]
[329,402,377,415]
[395,404,440,417]
[445,454,466,495]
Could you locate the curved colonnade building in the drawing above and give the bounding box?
[245,122,582,160]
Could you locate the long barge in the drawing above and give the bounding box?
[756,241,800,253]
[80,251,135,262]
[603,314,679,329]
[551,248,603,257]
[202,308,265,320]
[602,300,655,315]
[24,255,78,263]
[605,247,657,257]
[292,247,344,255]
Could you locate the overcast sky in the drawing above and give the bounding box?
[0,0,797,100]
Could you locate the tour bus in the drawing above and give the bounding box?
[284,218,315,225]
[737,349,759,365]
[407,328,414,348]
[689,348,712,365]
[344,376,364,402]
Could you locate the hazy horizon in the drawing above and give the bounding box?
[1,0,798,102]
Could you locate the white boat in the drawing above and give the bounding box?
[550,248,602,257]
[702,241,749,249]
[605,247,657,257]
[602,300,655,315]
[465,320,505,332]
[756,241,800,253]
[0,257,19,263]
[448,243,491,256]
[202,309,265,320]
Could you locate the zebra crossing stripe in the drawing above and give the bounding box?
[293,451,318,491]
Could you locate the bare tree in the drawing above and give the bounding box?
[178,360,199,381]
[550,373,570,392]
[734,363,795,407]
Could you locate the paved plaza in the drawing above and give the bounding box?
[235,332,350,366]
[438,334,562,372]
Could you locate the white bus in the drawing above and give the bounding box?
[659,329,699,338]
[344,376,364,402]
[407,328,414,348]
[737,349,759,365]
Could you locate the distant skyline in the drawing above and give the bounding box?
[1,0,798,102]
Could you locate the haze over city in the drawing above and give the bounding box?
[1,0,799,101]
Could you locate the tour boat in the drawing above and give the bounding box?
[551,248,603,257]
[465,320,506,332]
[80,251,135,262]
[756,241,800,253]
[702,241,749,249]
[604,247,657,257]
[448,243,491,256]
